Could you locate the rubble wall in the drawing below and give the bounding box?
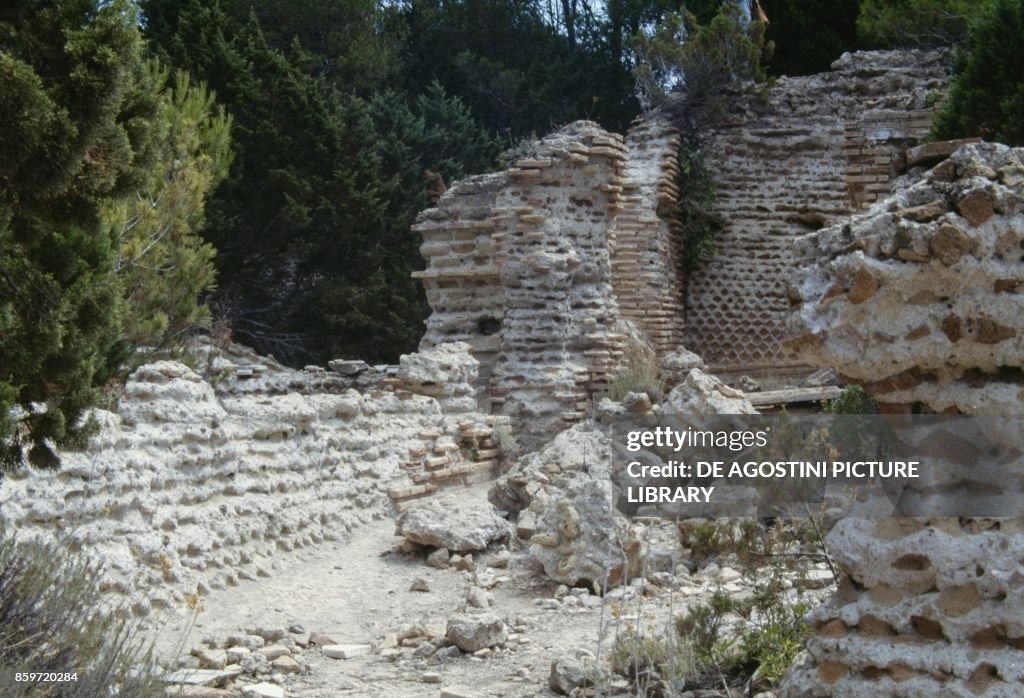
[686,50,950,372]
[780,143,1024,697]
[0,344,499,616]
[414,121,687,445]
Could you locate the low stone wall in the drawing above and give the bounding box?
[0,344,499,617]
[780,143,1024,697]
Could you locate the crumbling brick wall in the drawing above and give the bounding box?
[686,49,950,373]
[414,120,686,445]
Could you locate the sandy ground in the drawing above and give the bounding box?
[151,485,830,697]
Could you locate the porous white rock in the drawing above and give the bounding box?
[397,499,512,553]
[445,612,508,652]
[662,368,758,415]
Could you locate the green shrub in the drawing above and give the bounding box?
[610,629,694,695]
[0,529,164,697]
[675,144,724,274]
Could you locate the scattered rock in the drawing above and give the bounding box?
[328,359,369,375]
[241,683,285,698]
[621,391,653,413]
[440,686,477,698]
[662,369,758,415]
[660,348,706,389]
[270,655,301,674]
[410,577,431,592]
[737,375,761,393]
[192,648,228,670]
[426,547,451,568]
[162,668,241,687]
[445,613,508,652]
[549,656,597,695]
[398,499,512,552]
[261,645,290,661]
[247,627,287,643]
[452,553,475,572]
[802,368,839,387]
[465,586,491,609]
[307,632,337,646]
[322,644,372,660]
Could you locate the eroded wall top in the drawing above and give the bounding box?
[686,49,951,373]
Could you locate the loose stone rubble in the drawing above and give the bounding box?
[491,423,645,590]
[396,498,512,553]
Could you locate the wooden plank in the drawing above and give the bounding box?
[746,386,843,407]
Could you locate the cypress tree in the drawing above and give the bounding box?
[0,0,159,469]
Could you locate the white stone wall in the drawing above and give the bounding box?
[0,346,496,617]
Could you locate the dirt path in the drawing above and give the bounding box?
[153,487,639,697]
[153,485,831,697]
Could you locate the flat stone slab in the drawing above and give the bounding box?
[441,685,477,698]
[906,138,980,168]
[161,668,242,686]
[328,359,369,375]
[241,683,285,698]
[746,386,843,407]
[322,644,372,659]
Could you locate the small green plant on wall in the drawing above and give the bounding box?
[675,143,724,274]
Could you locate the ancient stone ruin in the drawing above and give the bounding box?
[687,49,951,374]
[414,119,685,446]
[414,49,953,447]
[3,46,1021,698]
[0,343,502,615]
[781,142,1024,696]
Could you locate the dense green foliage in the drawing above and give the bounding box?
[857,0,993,47]
[633,3,771,126]
[140,0,501,363]
[933,0,1024,145]
[0,525,165,696]
[764,0,861,76]
[107,67,232,349]
[0,0,160,469]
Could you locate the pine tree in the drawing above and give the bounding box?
[106,67,232,350]
[933,0,1024,145]
[857,0,993,48]
[141,1,500,363]
[0,0,160,469]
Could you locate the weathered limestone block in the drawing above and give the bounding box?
[662,369,757,415]
[781,517,1024,698]
[396,498,512,552]
[489,423,644,590]
[787,142,1024,414]
[397,341,479,413]
[779,142,1024,697]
